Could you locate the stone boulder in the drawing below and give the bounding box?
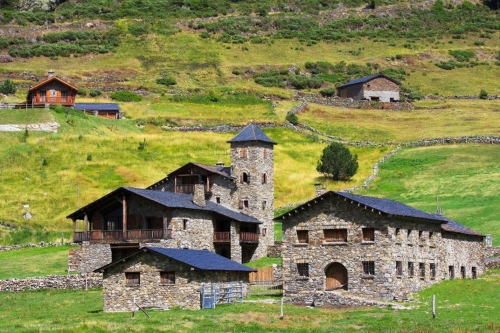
[15,0,67,12]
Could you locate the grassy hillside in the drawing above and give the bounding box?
[0,269,499,332]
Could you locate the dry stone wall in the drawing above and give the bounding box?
[0,274,102,292]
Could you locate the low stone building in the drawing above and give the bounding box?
[74,103,121,119]
[337,74,400,102]
[276,191,485,300]
[95,247,255,311]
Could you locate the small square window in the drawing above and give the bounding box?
[297,230,308,244]
[396,261,403,276]
[395,228,400,236]
[362,228,375,242]
[471,267,477,279]
[297,263,309,277]
[216,197,221,204]
[430,263,436,279]
[418,230,423,239]
[324,229,347,242]
[408,262,414,277]
[362,261,375,275]
[183,219,188,230]
[407,229,412,237]
[449,265,455,279]
[461,266,466,278]
[240,148,248,158]
[429,232,433,239]
[419,263,425,278]
[160,271,175,285]
[125,272,140,286]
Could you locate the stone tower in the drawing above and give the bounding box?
[228,123,276,261]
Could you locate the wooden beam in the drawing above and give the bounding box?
[83,214,89,233]
[122,195,127,237]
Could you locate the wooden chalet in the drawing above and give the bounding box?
[23,70,78,108]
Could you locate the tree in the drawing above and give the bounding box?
[316,142,359,181]
[0,79,16,95]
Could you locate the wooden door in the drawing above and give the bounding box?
[325,263,348,290]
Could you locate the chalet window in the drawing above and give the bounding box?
[182,219,188,230]
[261,173,267,184]
[160,271,175,285]
[419,263,425,278]
[472,267,477,279]
[362,228,375,242]
[297,230,308,244]
[297,263,309,277]
[449,266,455,279]
[461,266,466,278]
[430,263,436,280]
[324,229,347,242]
[107,221,116,231]
[408,262,414,277]
[125,272,140,286]
[61,91,68,102]
[262,201,267,210]
[362,261,375,275]
[240,148,248,158]
[40,91,46,102]
[396,261,403,276]
[241,172,250,184]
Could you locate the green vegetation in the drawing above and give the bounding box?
[0,270,499,332]
[317,142,359,181]
[0,79,16,95]
[0,245,76,279]
[110,90,142,102]
[0,109,55,124]
[244,257,281,268]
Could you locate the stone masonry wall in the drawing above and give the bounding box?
[102,251,250,312]
[281,194,485,300]
[0,274,102,292]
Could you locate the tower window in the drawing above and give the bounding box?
[240,148,248,158]
[262,201,267,210]
[263,148,267,159]
[216,197,221,204]
[183,219,188,230]
[241,172,250,184]
[261,173,267,184]
[239,200,249,209]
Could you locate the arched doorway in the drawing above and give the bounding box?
[325,263,348,291]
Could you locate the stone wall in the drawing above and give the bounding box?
[281,194,485,300]
[288,291,407,308]
[267,241,283,258]
[0,122,60,132]
[71,243,112,273]
[102,251,250,312]
[0,274,102,292]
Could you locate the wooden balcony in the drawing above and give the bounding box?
[213,232,230,243]
[240,232,259,244]
[73,229,171,243]
[175,183,211,194]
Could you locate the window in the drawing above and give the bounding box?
[429,232,433,239]
[238,200,249,210]
[297,230,308,244]
[395,228,400,236]
[261,228,267,236]
[241,172,250,184]
[262,201,267,210]
[183,219,188,230]
[40,91,46,102]
[324,229,347,242]
[418,230,423,239]
[472,267,477,279]
[240,148,248,158]
[125,272,140,286]
[160,271,175,285]
[297,263,309,277]
[261,173,267,184]
[461,266,466,278]
[407,229,412,237]
[362,228,375,242]
[396,261,403,276]
[430,263,436,280]
[263,148,267,159]
[449,266,455,279]
[419,263,425,278]
[408,262,414,277]
[362,261,375,275]
[216,197,221,204]
[61,91,68,102]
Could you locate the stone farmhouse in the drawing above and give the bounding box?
[24,70,78,108]
[74,103,121,119]
[276,191,485,300]
[337,73,400,102]
[95,247,255,311]
[68,123,276,272]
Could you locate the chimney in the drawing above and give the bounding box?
[215,161,224,167]
[315,184,326,197]
[193,183,206,207]
[48,69,55,78]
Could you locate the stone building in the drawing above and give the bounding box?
[68,123,276,272]
[95,247,255,312]
[337,74,400,102]
[276,191,485,300]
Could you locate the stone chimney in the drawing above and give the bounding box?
[48,69,55,78]
[315,184,326,197]
[193,183,206,207]
[215,161,224,167]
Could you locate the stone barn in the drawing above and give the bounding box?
[277,191,485,300]
[95,247,255,311]
[337,74,400,102]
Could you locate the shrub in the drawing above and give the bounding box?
[320,87,336,97]
[110,90,142,102]
[0,79,16,95]
[316,142,358,181]
[156,77,177,86]
[286,112,299,125]
[449,50,475,62]
[479,89,488,99]
[89,89,102,97]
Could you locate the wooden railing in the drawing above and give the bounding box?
[240,232,259,243]
[175,184,211,194]
[33,96,75,105]
[213,232,230,243]
[73,229,170,242]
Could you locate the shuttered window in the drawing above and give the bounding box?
[297,230,308,244]
[297,263,309,277]
[324,229,347,242]
[160,271,175,285]
[362,228,375,242]
[362,261,375,275]
[125,272,140,286]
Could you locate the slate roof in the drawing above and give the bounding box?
[94,247,256,273]
[276,191,483,237]
[228,123,277,145]
[338,74,401,89]
[67,186,260,224]
[75,103,120,111]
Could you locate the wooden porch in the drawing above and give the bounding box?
[213,232,259,244]
[73,229,171,243]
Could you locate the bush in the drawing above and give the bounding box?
[156,77,177,86]
[479,89,488,99]
[286,112,299,125]
[0,79,16,95]
[110,90,142,102]
[320,87,336,97]
[89,89,102,97]
[316,142,358,181]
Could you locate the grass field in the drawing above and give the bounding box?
[0,268,498,332]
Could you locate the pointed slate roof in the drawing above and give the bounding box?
[227,123,277,145]
[67,186,260,224]
[338,73,401,89]
[94,247,256,273]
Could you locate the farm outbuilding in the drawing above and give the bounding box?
[94,247,255,311]
[74,103,121,119]
[337,74,400,102]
